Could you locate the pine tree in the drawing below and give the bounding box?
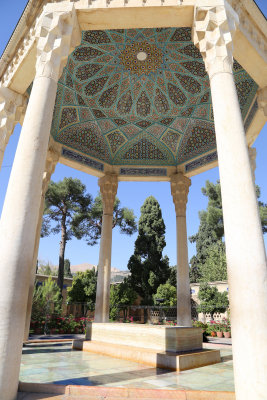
[41,178,92,293]
[190,180,267,282]
[127,196,170,304]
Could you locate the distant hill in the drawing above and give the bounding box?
[70,263,121,274]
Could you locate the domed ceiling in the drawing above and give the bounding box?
[50,27,258,171]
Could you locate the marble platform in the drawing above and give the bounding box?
[85,323,203,352]
[72,323,220,371]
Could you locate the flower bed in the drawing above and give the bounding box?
[192,318,231,339]
[30,315,93,335]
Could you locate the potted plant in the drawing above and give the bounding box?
[208,320,217,337]
[222,318,231,338]
[215,322,223,338]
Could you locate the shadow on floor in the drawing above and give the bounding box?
[17,393,62,400]
[51,367,169,386]
[22,346,72,355]
[221,354,233,362]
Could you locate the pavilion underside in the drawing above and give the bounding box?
[0,1,266,400]
[44,27,259,178]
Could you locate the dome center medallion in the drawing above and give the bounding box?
[137,51,147,61]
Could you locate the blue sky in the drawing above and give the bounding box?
[0,1,266,270]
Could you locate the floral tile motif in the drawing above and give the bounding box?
[50,28,258,168]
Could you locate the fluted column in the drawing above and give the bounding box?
[95,173,118,323]
[193,2,267,399]
[170,173,191,326]
[23,143,60,342]
[0,5,80,399]
[0,86,26,170]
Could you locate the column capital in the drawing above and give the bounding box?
[192,1,239,79]
[42,141,61,195]
[248,146,256,183]
[98,173,118,215]
[170,173,191,217]
[35,3,81,81]
[0,86,27,151]
[257,87,267,117]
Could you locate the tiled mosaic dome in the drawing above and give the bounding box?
[51,28,258,167]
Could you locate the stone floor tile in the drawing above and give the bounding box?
[20,342,235,393]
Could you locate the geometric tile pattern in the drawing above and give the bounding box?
[50,28,258,167]
[120,167,167,176]
[185,151,218,172]
[62,148,104,171]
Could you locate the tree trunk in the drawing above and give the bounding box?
[57,210,67,294]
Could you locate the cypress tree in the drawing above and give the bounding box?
[127,196,170,304]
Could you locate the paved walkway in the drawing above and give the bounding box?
[19,342,234,393]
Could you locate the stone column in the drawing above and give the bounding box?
[248,147,256,183]
[193,3,267,399]
[0,5,80,400]
[257,86,267,117]
[0,86,26,169]
[170,173,192,326]
[95,173,118,323]
[23,143,60,342]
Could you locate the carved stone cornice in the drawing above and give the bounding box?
[0,86,27,160]
[0,26,36,88]
[228,0,267,63]
[192,1,239,79]
[35,3,81,81]
[170,173,191,217]
[99,173,118,215]
[257,87,267,117]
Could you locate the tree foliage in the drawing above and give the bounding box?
[37,262,57,276]
[127,196,170,304]
[31,277,62,325]
[64,259,72,278]
[167,266,177,287]
[189,180,267,283]
[200,241,227,282]
[72,193,137,245]
[256,186,267,234]
[42,178,92,293]
[67,269,97,313]
[109,281,137,320]
[153,283,177,307]
[197,283,229,318]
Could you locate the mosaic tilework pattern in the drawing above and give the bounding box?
[185,151,218,172]
[120,167,167,176]
[62,148,104,171]
[51,28,258,168]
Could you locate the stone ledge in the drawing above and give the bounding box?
[18,382,235,399]
[73,339,221,371]
[85,323,203,352]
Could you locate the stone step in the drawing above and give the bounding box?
[18,389,235,400]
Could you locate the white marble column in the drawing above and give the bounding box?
[0,5,80,400]
[193,2,267,399]
[95,173,118,323]
[0,86,26,170]
[170,173,192,327]
[23,143,60,342]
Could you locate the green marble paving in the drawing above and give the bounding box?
[19,343,234,392]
